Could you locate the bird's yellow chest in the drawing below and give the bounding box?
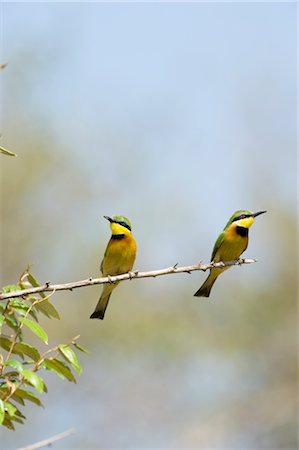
[217,225,248,261]
[102,235,136,276]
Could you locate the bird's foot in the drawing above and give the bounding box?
[107,275,116,284]
[237,258,245,265]
[128,270,138,279]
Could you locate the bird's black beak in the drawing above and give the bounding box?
[252,210,267,218]
[103,216,113,223]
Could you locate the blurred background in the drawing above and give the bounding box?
[0,2,297,448]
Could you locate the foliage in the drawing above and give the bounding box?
[0,268,86,430]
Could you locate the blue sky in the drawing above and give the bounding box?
[2,2,296,271]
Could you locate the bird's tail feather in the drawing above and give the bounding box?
[90,292,112,320]
[194,273,217,298]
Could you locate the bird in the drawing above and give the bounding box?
[194,210,266,297]
[90,215,137,320]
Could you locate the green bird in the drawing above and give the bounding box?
[194,210,266,297]
[90,215,137,320]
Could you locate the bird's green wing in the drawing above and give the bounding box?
[211,231,225,262]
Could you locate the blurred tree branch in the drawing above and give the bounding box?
[17,428,75,450]
[0,259,256,301]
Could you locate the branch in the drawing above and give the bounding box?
[0,258,256,301]
[17,428,75,450]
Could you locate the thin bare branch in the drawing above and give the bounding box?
[0,258,256,301]
[17,428,75,450]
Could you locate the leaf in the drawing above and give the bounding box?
[1,284,20,293]
[4,401,17,417]
[59,345,82,375]
[10,392,25,406]
[8,298,28,309]
[20,318,48,344]
[72,342,88,353]
[0,399,4,425]
[27,273,46,298]
[3,359,24,373]
[4,314,20,333]
[13,406,26,419]
[2,415,14,430]
[43,358,76,383]
[13,388,43,407]
[34,299,60,320]
[13,343,40,362]
[11,415,24,424]
[23,369,45,394]
[0,313,5,327]
[0,337,13,352]
[0,338,25,358]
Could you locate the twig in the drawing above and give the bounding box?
[0,259,256,301]
[17,428,75,450]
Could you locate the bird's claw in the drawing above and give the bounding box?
[107,275,116,284]
[128,271,138,279]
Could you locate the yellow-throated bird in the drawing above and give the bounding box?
[194,210,266,297]
[90,215,137,320]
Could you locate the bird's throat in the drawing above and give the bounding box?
[111,234,125,240]
[236,226,248,237]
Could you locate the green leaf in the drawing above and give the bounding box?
[0,337,13,352]
[13,406,26,419]
[20,318,48,344]
[13,388,43,406]
[11,415,24,424]
[13,343,40,362]
[0,399,4,425]
[3,359,24,373]
[34,299,60,320]
[23,369,45,394]
[43,358,76,383]
[4,401,17,417]
[27,273,45,297]
[4,314,19,332]
[9,298,27,309]
[72,342,88,353]
[0,313,5,327]
[10,392,25,406]
[2,415,14,430]
[59,345,82,375]
[1,284,20,293]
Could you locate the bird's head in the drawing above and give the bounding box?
[225,210,267,230]
[104,215,132,235]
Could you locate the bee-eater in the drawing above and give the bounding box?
[194,210,266,297]
[90,215,137,320]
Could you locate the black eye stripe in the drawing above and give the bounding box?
[232,214,250,222]
[117,220,131,231]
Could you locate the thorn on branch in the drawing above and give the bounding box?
[173,263,178,270]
